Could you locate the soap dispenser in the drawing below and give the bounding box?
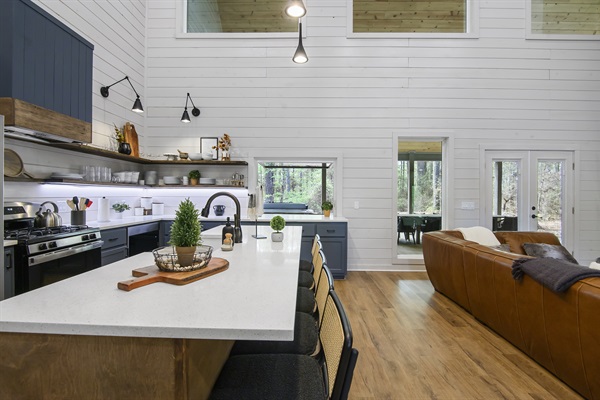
[222,217,235,246]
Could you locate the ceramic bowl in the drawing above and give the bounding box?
[188,153,203,161]
[202,153,214,160]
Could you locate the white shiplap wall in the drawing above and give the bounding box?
[144,0,600,268]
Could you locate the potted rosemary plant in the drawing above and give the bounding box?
[322,201,333,217]
[169,198,202,266]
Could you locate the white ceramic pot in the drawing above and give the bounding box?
[271,231,284,242]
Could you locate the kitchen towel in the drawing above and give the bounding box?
[98,197,110,222]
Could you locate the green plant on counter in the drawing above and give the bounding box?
[112,201,130,213]
[321,201,333,211]
[270,215,286,232]
[188,170,201,179]
[169,198,202,247]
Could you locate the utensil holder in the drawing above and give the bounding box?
[71,210,86,226]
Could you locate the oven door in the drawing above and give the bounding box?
[16,241,103,295]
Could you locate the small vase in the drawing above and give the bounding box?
[271,231,284,242]
[118,142,132,155]
[221,150,230,161]
[113,212,123,220]
[323,210,331,218]
[190,178,199,186]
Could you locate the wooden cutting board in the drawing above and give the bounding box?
[117,257,228,291]
[123,122,139,157]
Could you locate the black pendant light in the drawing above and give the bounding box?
[100,76,144,113]
[181,93,200,123]
[293,22,308,64]
[285,0,306,18]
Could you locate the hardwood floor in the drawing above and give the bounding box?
[335,272,583,400]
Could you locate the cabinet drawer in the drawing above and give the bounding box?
[101,228,127,250]
[287,223,315,238]
[101,247,128,266]
[317,223,346,237]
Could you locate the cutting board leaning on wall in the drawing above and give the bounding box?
[124,122,139,157]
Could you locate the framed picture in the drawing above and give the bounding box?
[200,137,218,160]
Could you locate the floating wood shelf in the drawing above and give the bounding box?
[52,143,248,165]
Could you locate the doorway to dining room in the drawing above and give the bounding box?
[395,140,444,261]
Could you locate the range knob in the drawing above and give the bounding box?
[48,241,57,249]
[89,233,97,240]
[82,234,89,241]
[38,243,48,251]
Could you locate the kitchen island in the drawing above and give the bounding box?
[0,225,302,400]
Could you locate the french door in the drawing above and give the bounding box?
[485,150,573,246]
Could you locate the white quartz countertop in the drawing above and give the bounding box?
[91,214,346,230]
[0,226,302,341]
[3,240,17,247]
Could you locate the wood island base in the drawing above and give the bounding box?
[0,332,233,400]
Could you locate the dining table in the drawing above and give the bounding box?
[398,214,442,244]
[0,225,302,400]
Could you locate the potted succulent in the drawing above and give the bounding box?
[169,198,202,266]
[188,170,201,185]
[112,201,130,219]
[270,215,286,242]
[322,201,333,217]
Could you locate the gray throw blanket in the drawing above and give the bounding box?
[512,257,600,293]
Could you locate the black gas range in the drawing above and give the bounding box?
[4,202,103,296]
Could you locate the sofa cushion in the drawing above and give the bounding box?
[457,226,501,246]
[523,243,578,264]
[494,231,561,254]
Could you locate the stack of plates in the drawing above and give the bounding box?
[50,173,84,180]
[163,176,181,185]
[199,178,216,185]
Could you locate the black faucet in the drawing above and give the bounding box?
[200,192,242,243]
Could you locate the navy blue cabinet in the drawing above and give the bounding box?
[0,0,93,142]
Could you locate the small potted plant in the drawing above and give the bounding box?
[113,123,131,155]
[112,201,130,219]
[169,198,202,266]
[188,170,201,185]
[322,201,333,217]
[270,215,286,242]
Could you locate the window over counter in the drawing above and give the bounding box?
[349,0,479,38]
[179,0,302,37]
[258,161,335,215]
[527,0,599,39]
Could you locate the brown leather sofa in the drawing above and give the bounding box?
[423,230,600,400]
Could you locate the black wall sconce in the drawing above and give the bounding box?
[181,93,200,123]
[285,0,306,18]
[293,22,308,64]
[100,76,144,113]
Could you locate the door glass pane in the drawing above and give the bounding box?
[492,160,519,231]
[413,161,442,214]
[536,160,563,239]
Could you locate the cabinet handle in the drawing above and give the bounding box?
[5,252,12,269]
[108,237,119,241]
[327,229,335,233]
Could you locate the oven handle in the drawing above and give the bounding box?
[28,240,104,266]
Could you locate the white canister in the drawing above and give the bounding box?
[152,203,164,216]
[182,176,189,185]
[145,171,158,185]
[141,197,152,210]
[134,207,144,216]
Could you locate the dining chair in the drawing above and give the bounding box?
[299,234,321,273]
[233,264,333,356]
[298,249,326,291]
[210,290,358,400]
[398,216,417,244]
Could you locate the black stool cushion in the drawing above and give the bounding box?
[298,270,314,289]
[299,259,313,272]
[230,312,318,356]
[296,286,316,314]
[210,354,327,400]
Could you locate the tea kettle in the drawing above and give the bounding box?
[34,201,63,228]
